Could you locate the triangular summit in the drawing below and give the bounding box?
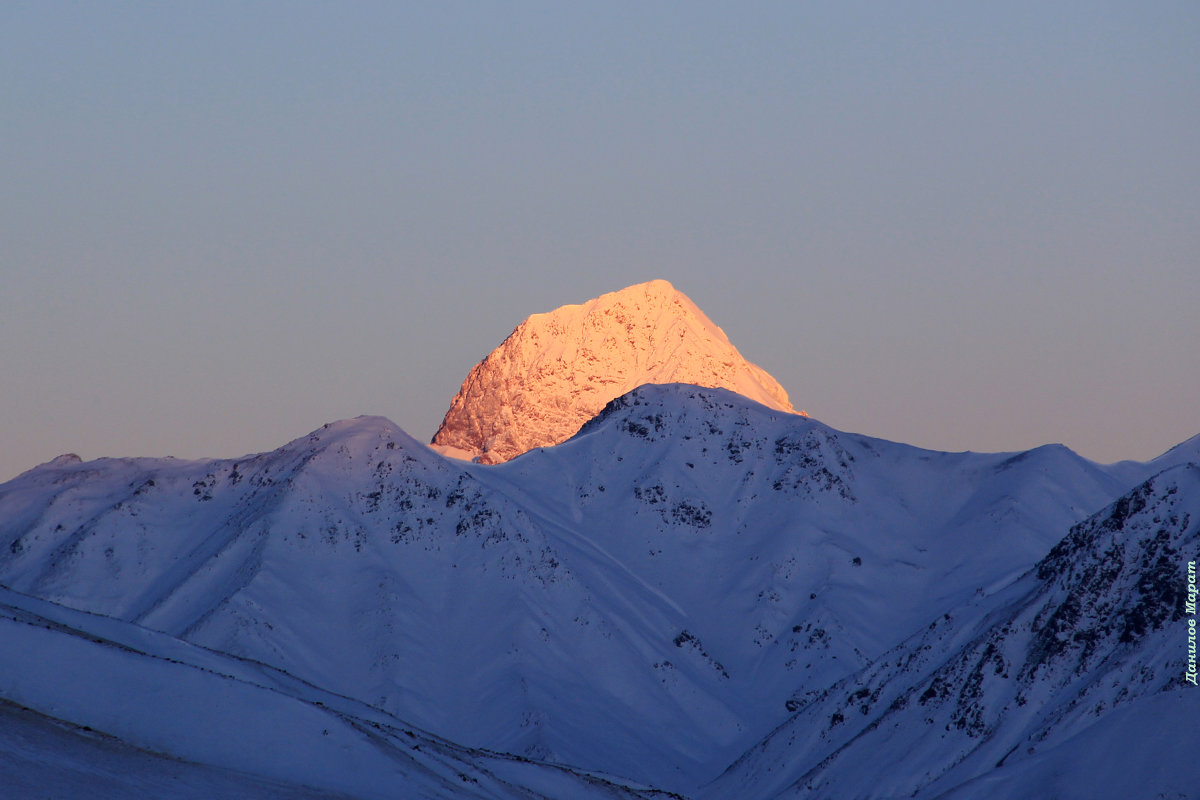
[432,279,800,463]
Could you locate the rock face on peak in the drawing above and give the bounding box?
[431,279,800,463]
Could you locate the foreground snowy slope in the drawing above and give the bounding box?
[0,584,663,800]
[0,700,350,800]
[703,464,1200,799]
[2,385,1190,795]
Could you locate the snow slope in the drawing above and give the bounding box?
[3,386,1187,796]
[0,700,350,800]
[702,464,1200,799]
[0,583,665,800]
[431,280,798,463]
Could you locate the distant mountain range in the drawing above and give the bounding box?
[2,282,1196,799]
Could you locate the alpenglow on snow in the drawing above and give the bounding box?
[431,279,801,463]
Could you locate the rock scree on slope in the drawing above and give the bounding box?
[431,279,802,463]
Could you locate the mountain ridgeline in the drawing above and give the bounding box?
[1,385,1196,798]
[1,281,1196,799]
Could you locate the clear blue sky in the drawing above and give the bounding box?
[3,1,1198,480]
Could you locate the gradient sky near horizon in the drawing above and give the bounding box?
[3,2,1198,481]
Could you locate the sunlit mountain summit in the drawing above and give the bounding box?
[431,279,800,463]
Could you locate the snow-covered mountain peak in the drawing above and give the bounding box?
[431,280,800,463]
[569,382,808,445]
[272,415,458,472]
[281,415,406,451]
[12,452,85,480]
